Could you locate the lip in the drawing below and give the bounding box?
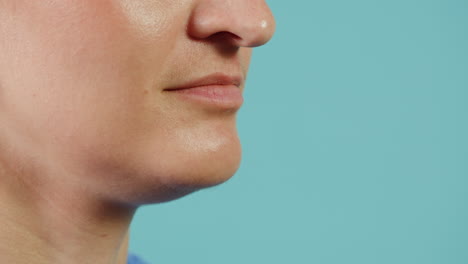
[163,73,244,111]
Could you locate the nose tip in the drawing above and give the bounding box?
[188,0,276,48]
[236,16,276,47]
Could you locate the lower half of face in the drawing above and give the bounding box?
[0,0,253,205]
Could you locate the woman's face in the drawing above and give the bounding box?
[0,0,274,204]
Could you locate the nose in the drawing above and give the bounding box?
[188,0,276,47]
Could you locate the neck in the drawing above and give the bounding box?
[0,160,136,264]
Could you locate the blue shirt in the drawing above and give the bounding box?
[127,253,150,264]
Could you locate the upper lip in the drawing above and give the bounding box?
[163,73,242,91]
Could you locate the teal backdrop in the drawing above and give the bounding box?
[129,0,468,263]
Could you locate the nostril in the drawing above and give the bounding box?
[204,31,243,46]
[215,31,241,41]
[205,32,242,56]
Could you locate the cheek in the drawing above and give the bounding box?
[116,0,180,37]
[0,1,174,158]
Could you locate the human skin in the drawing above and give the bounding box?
[0,0,275,263]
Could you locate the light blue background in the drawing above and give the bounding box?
[130,0,468,263]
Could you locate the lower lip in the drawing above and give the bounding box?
[164,85,244,110]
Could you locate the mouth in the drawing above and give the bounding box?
[163,73,244,111]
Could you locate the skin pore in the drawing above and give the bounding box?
[0,0,274,263]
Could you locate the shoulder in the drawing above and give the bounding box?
[127,253,151,264]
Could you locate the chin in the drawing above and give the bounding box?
[166,141,242,190]
[121,124,242,205]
